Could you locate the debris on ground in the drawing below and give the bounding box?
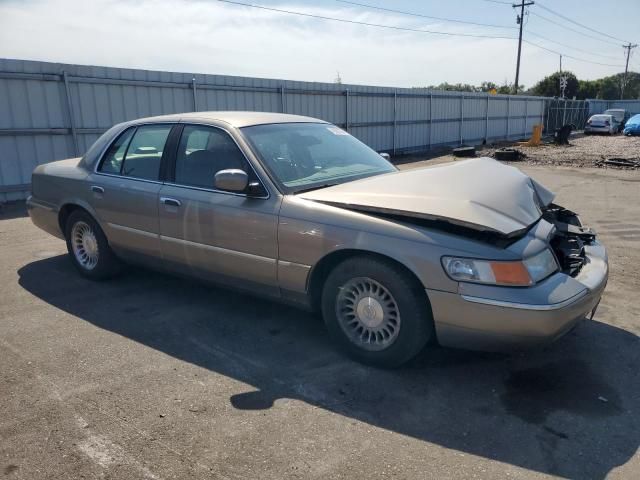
[453,146,476,158]
[493,148,523,161]
[554,124,575,145]
[483,134,640,168]
[595,158,640,169]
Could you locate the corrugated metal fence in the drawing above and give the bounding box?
[0,58,555,201]
[3,59,637,203]
[587,99,640,116]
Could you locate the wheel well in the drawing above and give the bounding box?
[307,249,427,312]
[58,204,89,234]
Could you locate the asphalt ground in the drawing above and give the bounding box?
[1,163,639,479]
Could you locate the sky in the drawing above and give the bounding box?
[0,0,638,89]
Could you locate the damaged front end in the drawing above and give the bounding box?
[543,204,596,277]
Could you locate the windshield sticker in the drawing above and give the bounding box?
[327,126,349,136]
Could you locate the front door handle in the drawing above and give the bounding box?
[160,197,181,207]
[91,185,104,194]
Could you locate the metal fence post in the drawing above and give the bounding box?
[485,95,490,143]
[460,94,464,145]
[540,99,545,133]
[523,98,528,137]
[191,77,198,112]
[345,89,349,132]
[428,92,433,150]
[62,70,80,156]
[506,97,511,140]
[392,89,397,155]
[280,86,286,113]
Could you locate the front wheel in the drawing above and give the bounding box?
[321,256,433,367]
[65,209,121,280]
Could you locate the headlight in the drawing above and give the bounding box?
[442,249,558,286]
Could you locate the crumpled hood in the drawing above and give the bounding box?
[298,157,555,236]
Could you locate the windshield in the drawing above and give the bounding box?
[241,123,396,193]
[591,115,611,122]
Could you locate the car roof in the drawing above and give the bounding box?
[128,111,327,128]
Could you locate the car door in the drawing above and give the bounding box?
[158,124,280,295]
[87,123,173,263]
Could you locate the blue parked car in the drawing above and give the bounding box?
[623,114,640,135]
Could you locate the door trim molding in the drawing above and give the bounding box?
[159,234,276,264]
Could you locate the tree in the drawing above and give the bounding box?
[575,72,640,99]
[531,71,579,98]
[427,82,479,92]
[576,79,601,99]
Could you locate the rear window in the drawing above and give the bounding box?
[591,115,611,121]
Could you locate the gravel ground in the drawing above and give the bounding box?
[498,134,640,168]
[410,134,640,169]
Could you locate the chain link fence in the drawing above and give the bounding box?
[543,99,590,134]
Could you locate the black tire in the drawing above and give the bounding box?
[64,209,121,280]
[453,146,476,158]
[494,148,521,161]
[321,256,433,367]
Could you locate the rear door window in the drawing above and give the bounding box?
[121,125,172,181]
[99,128,135,175]
[99,124,172,181]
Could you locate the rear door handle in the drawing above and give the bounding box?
[160,197,181,207]
[91,185,104,194]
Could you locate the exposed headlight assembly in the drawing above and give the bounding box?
[442,249,558,286]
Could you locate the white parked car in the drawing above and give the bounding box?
[584,114,617,135]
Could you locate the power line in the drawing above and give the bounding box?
[214,0,517,39]
[528,11,621,47]
[523,39,625,68]
[214,0,626,70]
[527,30,622,60]
[335,0,516,30]
[337,0,629,67]
[536,1,630,44]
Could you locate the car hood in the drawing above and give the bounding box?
[297,157,555,236]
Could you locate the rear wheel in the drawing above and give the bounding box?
[65,210,121,280]
[321,256,433,367]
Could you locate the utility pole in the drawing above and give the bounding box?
[513,0,534,94]
[559,54,562,73]
[621,42,638,99]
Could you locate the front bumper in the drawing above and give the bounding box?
[428,242,608,351]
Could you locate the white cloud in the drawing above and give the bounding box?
[0,0,622,88]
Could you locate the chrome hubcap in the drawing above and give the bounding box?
[336,277,401,351]
[71,221,99,270]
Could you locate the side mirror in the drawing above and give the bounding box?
[214,169,248,192]
[379,152,391,161]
